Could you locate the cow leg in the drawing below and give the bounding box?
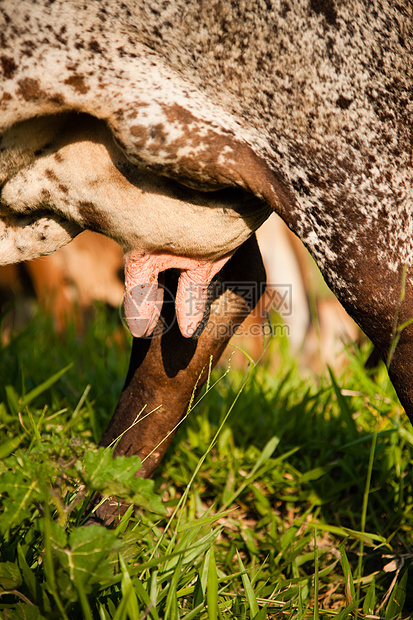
[91,234,265,522]
[364,273,413,426]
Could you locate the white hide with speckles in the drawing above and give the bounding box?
[0,0,412,338]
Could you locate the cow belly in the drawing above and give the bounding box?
[0,116,271,337]
[1,116,270,256]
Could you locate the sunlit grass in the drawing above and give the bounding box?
[0,304,412,618]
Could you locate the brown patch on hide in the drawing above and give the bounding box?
[21,39,36,57]
[130,124,152,149]
[89,39,102,54]
[77,200,110,232]
[45,168,59,183]
[310,0,337,25]
[64,74,90,94]
[17,77,64,104]
[40,189,51,202]
[0,92,12,103]
[158,102,296,218]
[49,92,65,105]
[17,78,45,100]
[1,55,17,79]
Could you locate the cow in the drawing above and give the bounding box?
[0,0,412,521]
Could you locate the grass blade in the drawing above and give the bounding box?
[340,543,355,606]
[328,368,358,439]
[20,363,73,406]
[120,555,140,620]
[207,547,218,620]
[363,577,376,615]
[313,527,319,620]
[237,550,259,618]
[385,569,408,620]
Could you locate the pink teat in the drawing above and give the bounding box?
[123,251,231,338]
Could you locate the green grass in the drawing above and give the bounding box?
[0,304,412,619]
